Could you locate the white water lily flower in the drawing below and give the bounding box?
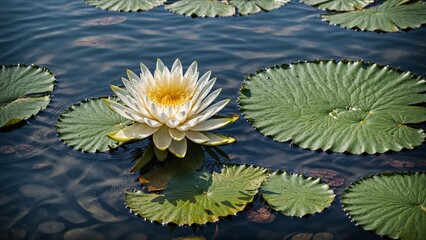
[104,59,237,158]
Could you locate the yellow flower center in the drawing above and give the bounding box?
[147,82,193,107]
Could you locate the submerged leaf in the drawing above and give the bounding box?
[322,0,426,32]
[126,165,268,225]
[57,97,133,152]
[85,0,167,12]
[342,172,426,240]
[260,172,335,217]
[0,65,55,128]
[301,0,374,11]
[138,142,204,191]
[239,60,426,154]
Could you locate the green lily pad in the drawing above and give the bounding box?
[166,0,288,17]
[260,171,335,217]
[342,172,426,240]
[165,0,236,17]
[126,165,267,225]
[322,0,426,32]
[0,64,55,128]
[300,0,374,11]
[239,60,426,154]
[138,142,204,191]
[57,97,133,152]
[85,0,166,12]
[230,0,290,15]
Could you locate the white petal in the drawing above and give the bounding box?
[145,118,163,128]
[126,69,139,81]
[176,115,203,131]
[149,102,165,122]
[185,131,209,144]
[107,123,159,142]
[200,132,236,146]
[164,106,176,119]
[103,99,144,123]
[110,85,143,114]
[184,61,197,79]
[169,138,187,158]
[140,62,150,76]
[166,119,181,128]
[153,126,172,150]
[168,128,185,141]
[175,102,191,121]
[190,88,221,117]
[195,71,211,89]
[190,116,237,132]
[195,99,230,123]
[156,58,165,74]
[171,59,182,74]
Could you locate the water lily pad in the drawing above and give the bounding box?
[322,0,426,32]
[85,0,166,12]
[239,60,426,154]
[57,97,133,152]
[126,165,267,225]
[165,0,236,17]
[0,64,55,128]
[166,0,287,17]
[260,172,335,217]
[230,0,290,15]
[342,172,426,240]
[300,0,374,11]
[138,142,204,191]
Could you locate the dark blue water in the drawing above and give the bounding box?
[1,0,425,239]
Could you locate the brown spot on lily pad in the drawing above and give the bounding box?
[87,16,126,26]
[247,205,275,223]
[389,160,415,168]
[306,169,345,187]
[74,37,103,46]
[0,145,15,154]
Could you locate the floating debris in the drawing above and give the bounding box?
[306,169,345,187]
[246,206,275,223]
[38,220,65,234]
[312,232,334,240]
[87,16,126,26]
[0,145,15,154]
[74,37,103,46]
[389,160,415,168]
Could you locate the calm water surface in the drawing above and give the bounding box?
[0,0,425,239]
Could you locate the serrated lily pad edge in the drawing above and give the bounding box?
[84,0,167,12]
[55,96,133,153]
[237,59,426,154]
[341,171,425,239]
[1,64,56,128]
[319,1,426,32]
[125,166,339,225]
[125,164,268,225]
[260,170,336,217]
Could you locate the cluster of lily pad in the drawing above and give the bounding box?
[82,0,426,32]
[1,58,425,239]
[127,145,425,240]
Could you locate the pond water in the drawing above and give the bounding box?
[1,0,425,239]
